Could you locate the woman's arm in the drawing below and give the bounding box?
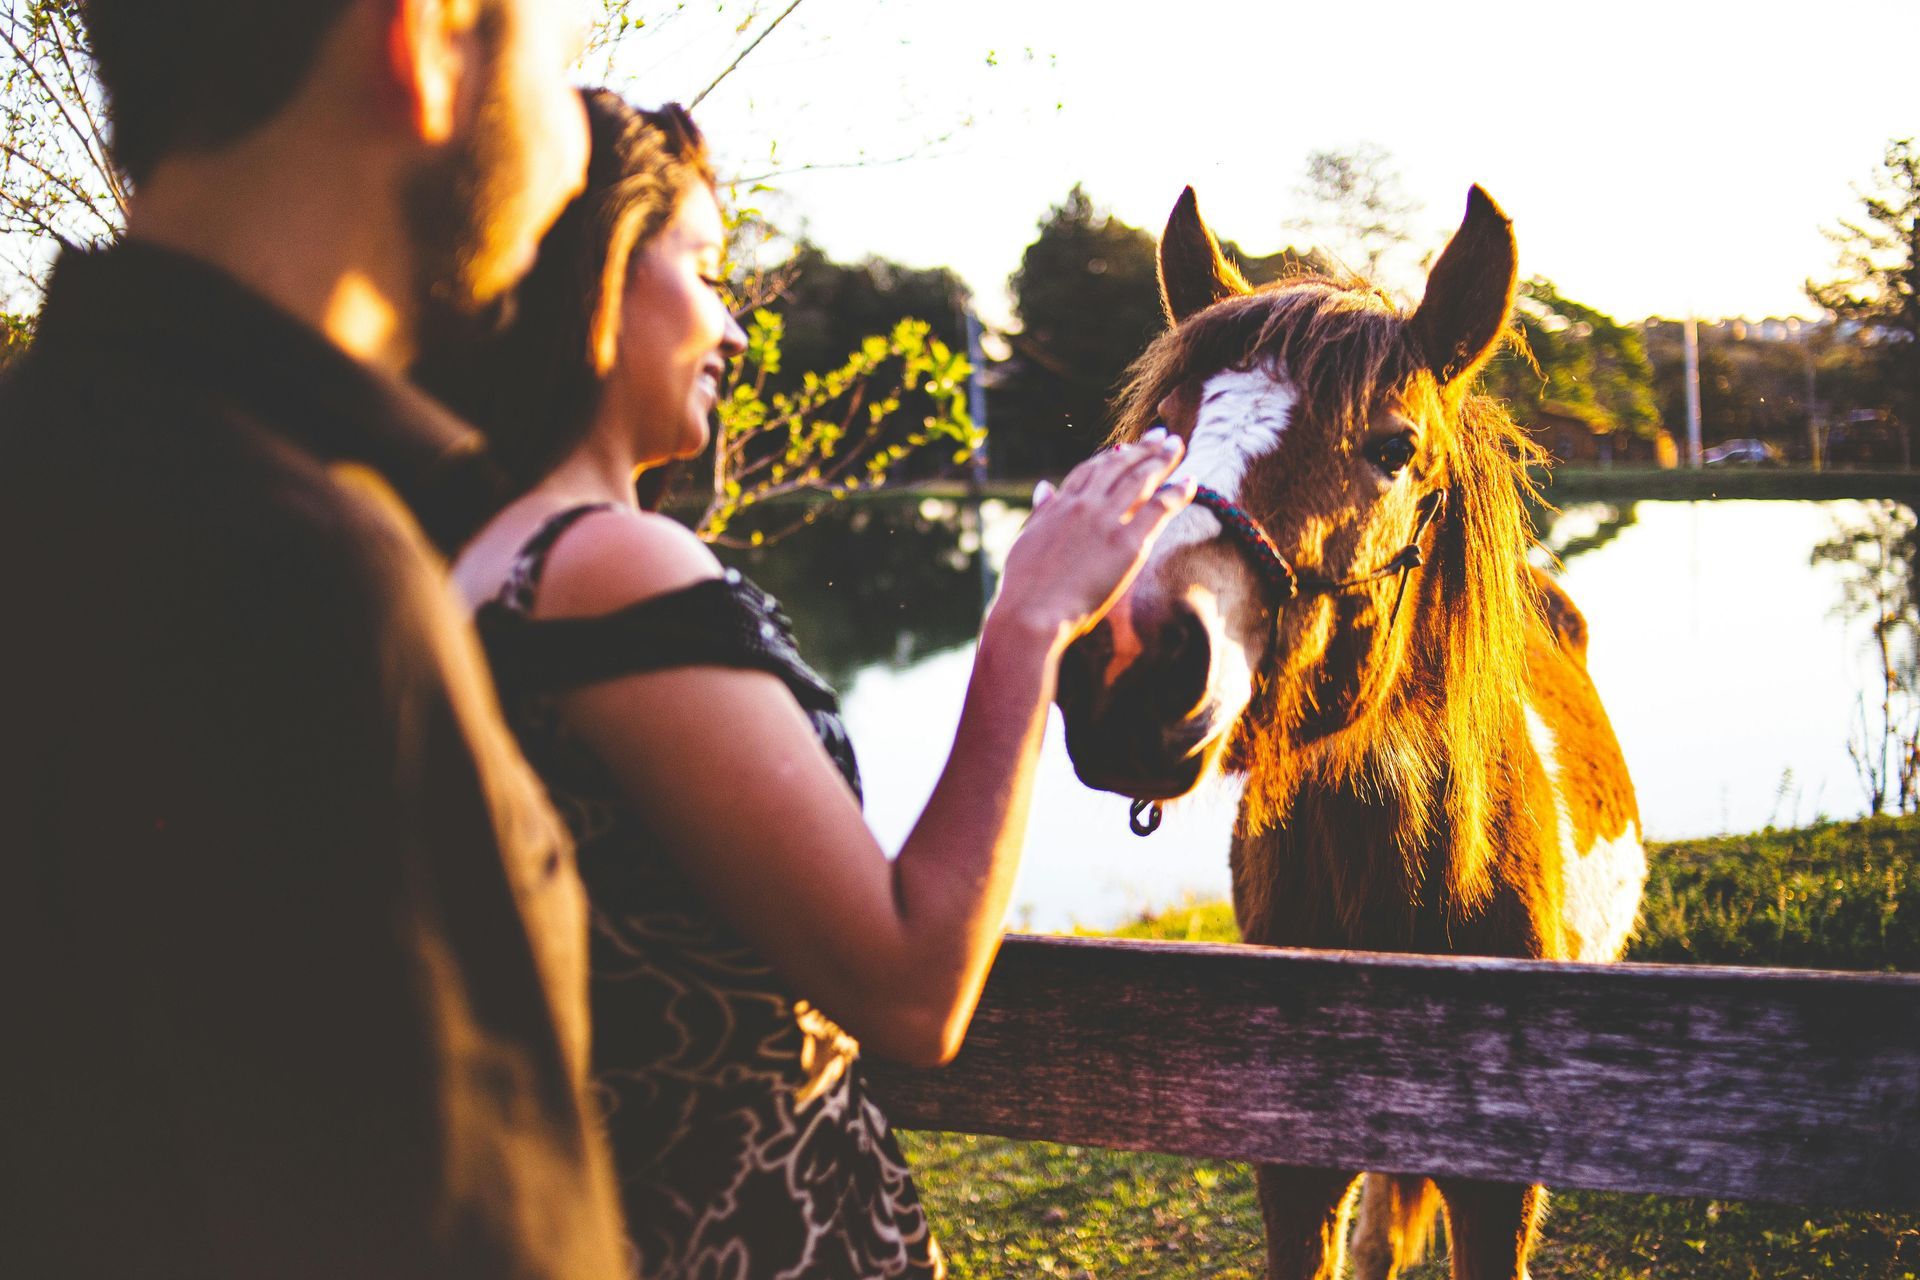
[542,437,1192,1066]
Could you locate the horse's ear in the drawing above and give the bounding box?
[1159,186,1251,324]
[1410,186,1517,387]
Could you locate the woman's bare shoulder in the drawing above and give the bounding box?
[534,505,724,621]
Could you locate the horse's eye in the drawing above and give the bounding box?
[1366,434,1417,477]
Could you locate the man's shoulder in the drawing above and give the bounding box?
[0,341,438,574]
[0,386,458,695]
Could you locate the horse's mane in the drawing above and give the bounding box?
[1111,276,1410,444]
[1112,279,1546,912]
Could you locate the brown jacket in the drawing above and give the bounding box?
[0,243,625,1279]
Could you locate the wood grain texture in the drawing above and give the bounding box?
[863,936,1920,1209]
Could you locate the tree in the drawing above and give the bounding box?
[702,242,977,544]
[1482,277,1660,441]
[761,242,967,392]
[0,2,978,530]
[989,185,1347,477]
[0,0,123,302]
[1226,239,1339,288]
[1815,501,1920,814]
[1808,138,1920,457]
[991,185,1164,475]
[1291,143,1420,283]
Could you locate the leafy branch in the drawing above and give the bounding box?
[701,309,979,546]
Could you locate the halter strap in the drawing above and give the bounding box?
[1188,483,1447,608]
[1127,470,1448,840]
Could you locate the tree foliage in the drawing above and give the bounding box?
[0,0,123,302]
[1291,143,1420,282]
[990,184,1351,476]
[1807,137,1920,439]
[704,303,976,544]
[992,185,1162,474]
[1815,501,1920,814]
[1482,277,1660,439]
[1,0,977,526]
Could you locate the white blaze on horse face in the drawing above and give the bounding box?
[1154,365,1295,556]
[1526,704,1647,962]
[1186,581,1256,731]
[1100,365,1289,759]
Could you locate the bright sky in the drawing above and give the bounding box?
[604,0,1916,332]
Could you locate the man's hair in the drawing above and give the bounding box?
[83,1,361,183]
[416,89,716,498]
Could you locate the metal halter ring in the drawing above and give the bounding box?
[1123,468,1448,839]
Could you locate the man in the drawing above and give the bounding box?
[0,2,628,1276]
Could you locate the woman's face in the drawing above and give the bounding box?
[609,184,747,465]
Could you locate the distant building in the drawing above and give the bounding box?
[1525,402,1678,468]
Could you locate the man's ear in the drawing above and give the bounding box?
[384,0,475,144]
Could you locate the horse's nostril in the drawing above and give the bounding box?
[1057,621,1111,713]
[1159,603,1212,718]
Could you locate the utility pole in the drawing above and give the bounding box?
[966,310,990,493]
[964,309,995,612]
[1684,314,1704,468]
[1803,334,1823,472]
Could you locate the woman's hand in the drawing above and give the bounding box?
[991,428,1196,651]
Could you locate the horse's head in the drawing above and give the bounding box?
[1058,185,1528,811]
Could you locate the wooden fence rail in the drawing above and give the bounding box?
[864,936,1920,1210]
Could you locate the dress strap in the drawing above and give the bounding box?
[495,502,623,616]
[476,565,865,803]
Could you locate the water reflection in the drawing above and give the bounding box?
[1812,501,1920,816]
[716,496,1915,930]
[1542,502,1640,564]
[714,499,990,690]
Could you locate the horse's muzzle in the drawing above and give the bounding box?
[1056,605,1223,799]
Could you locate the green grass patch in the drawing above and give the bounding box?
[904,816,1920,1277]
[1633,816,1920,970]
[902,1134,1920,1280]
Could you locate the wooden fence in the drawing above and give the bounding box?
[865,936,1920,1209]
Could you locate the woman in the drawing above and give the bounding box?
[422,90,1193,1277]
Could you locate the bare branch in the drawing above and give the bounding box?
[45,10,125,217]
[728,134,957,187]
[0,16,112,202]
[689,0,806,109]
[0,138,116,234]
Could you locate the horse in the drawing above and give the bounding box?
[1053,185,1645,1280]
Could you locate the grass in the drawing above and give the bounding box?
[1633,816,1920,971]
[900,816,1920,1278]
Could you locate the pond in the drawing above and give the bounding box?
[718,496,1912,932]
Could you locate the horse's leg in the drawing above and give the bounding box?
[1434,1178,1546,1280]
[1254,1165,1362,1280]
[1350,1174,1445,1280]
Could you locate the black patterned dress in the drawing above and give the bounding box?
[477,504,943,1280]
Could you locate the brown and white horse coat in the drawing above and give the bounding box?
[1055,187,1643,1280]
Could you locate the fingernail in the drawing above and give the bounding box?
[1142,426,1167,443]
[1032,479,1057,507]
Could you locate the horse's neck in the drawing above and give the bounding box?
[1236,656,1538,955]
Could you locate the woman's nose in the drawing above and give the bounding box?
[720,311,748,358]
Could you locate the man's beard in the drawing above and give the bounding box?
[401,32,525,354]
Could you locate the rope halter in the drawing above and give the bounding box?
[1125,455,1449,838]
